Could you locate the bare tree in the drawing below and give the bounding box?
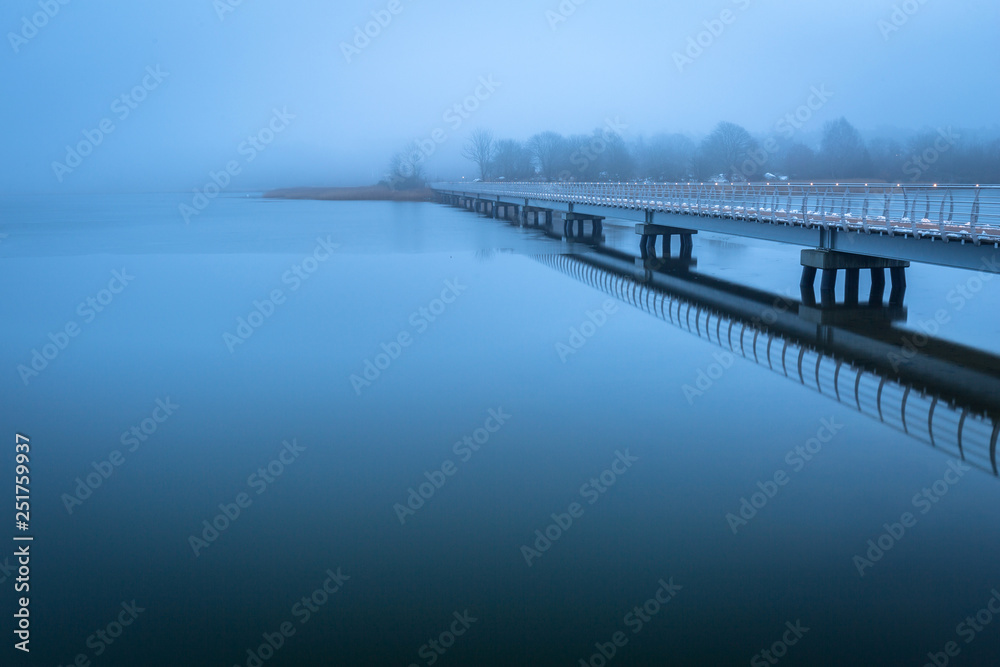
[493,139,533,180]
[634,133,695,182]
[462,128,496,180]
[781,143,817,180]
[527,131,568,180]
[697,122,758,180]
[598,131,635,181]
[383,142,426,190]
[819,117,872,178]
[867,137,905,182]
[446,122,1000,186]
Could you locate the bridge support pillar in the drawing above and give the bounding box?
[800,266,817,290]
[563,213,606,243]
[801,249,909,305]
[636,224,697,259]
[869,268,887,305]
[820,269,838,306]
[521,207,553,228]
[845,268,861,306]
[890,266,907,304]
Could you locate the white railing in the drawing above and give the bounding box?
[434,182,1000,244]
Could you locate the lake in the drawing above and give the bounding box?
[1,193,999,666]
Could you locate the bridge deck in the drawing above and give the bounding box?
[434,182,1000,272]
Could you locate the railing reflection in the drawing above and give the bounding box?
[535,248,1000,477]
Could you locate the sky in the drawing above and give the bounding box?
[1,0,998,194]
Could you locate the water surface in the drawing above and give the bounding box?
[1,194,999,666]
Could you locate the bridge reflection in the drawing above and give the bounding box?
[535,247,1000,478]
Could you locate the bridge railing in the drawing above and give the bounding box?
[434,182,1000,244]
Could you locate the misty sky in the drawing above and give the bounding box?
[2,0,998,194]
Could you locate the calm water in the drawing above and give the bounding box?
[1,194,999,666]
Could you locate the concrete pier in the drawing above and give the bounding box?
[635,223,697,259]
[564,213,605,239]
[800,249,909,306]
[522,207,553,228]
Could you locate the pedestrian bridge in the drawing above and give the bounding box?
[432,182,1000,277]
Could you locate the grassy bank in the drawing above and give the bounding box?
[263,185,434,202]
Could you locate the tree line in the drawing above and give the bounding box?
[441,119,1000,186]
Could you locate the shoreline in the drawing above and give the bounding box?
[263,185,434,202]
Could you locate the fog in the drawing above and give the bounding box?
[3,0,998,194]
